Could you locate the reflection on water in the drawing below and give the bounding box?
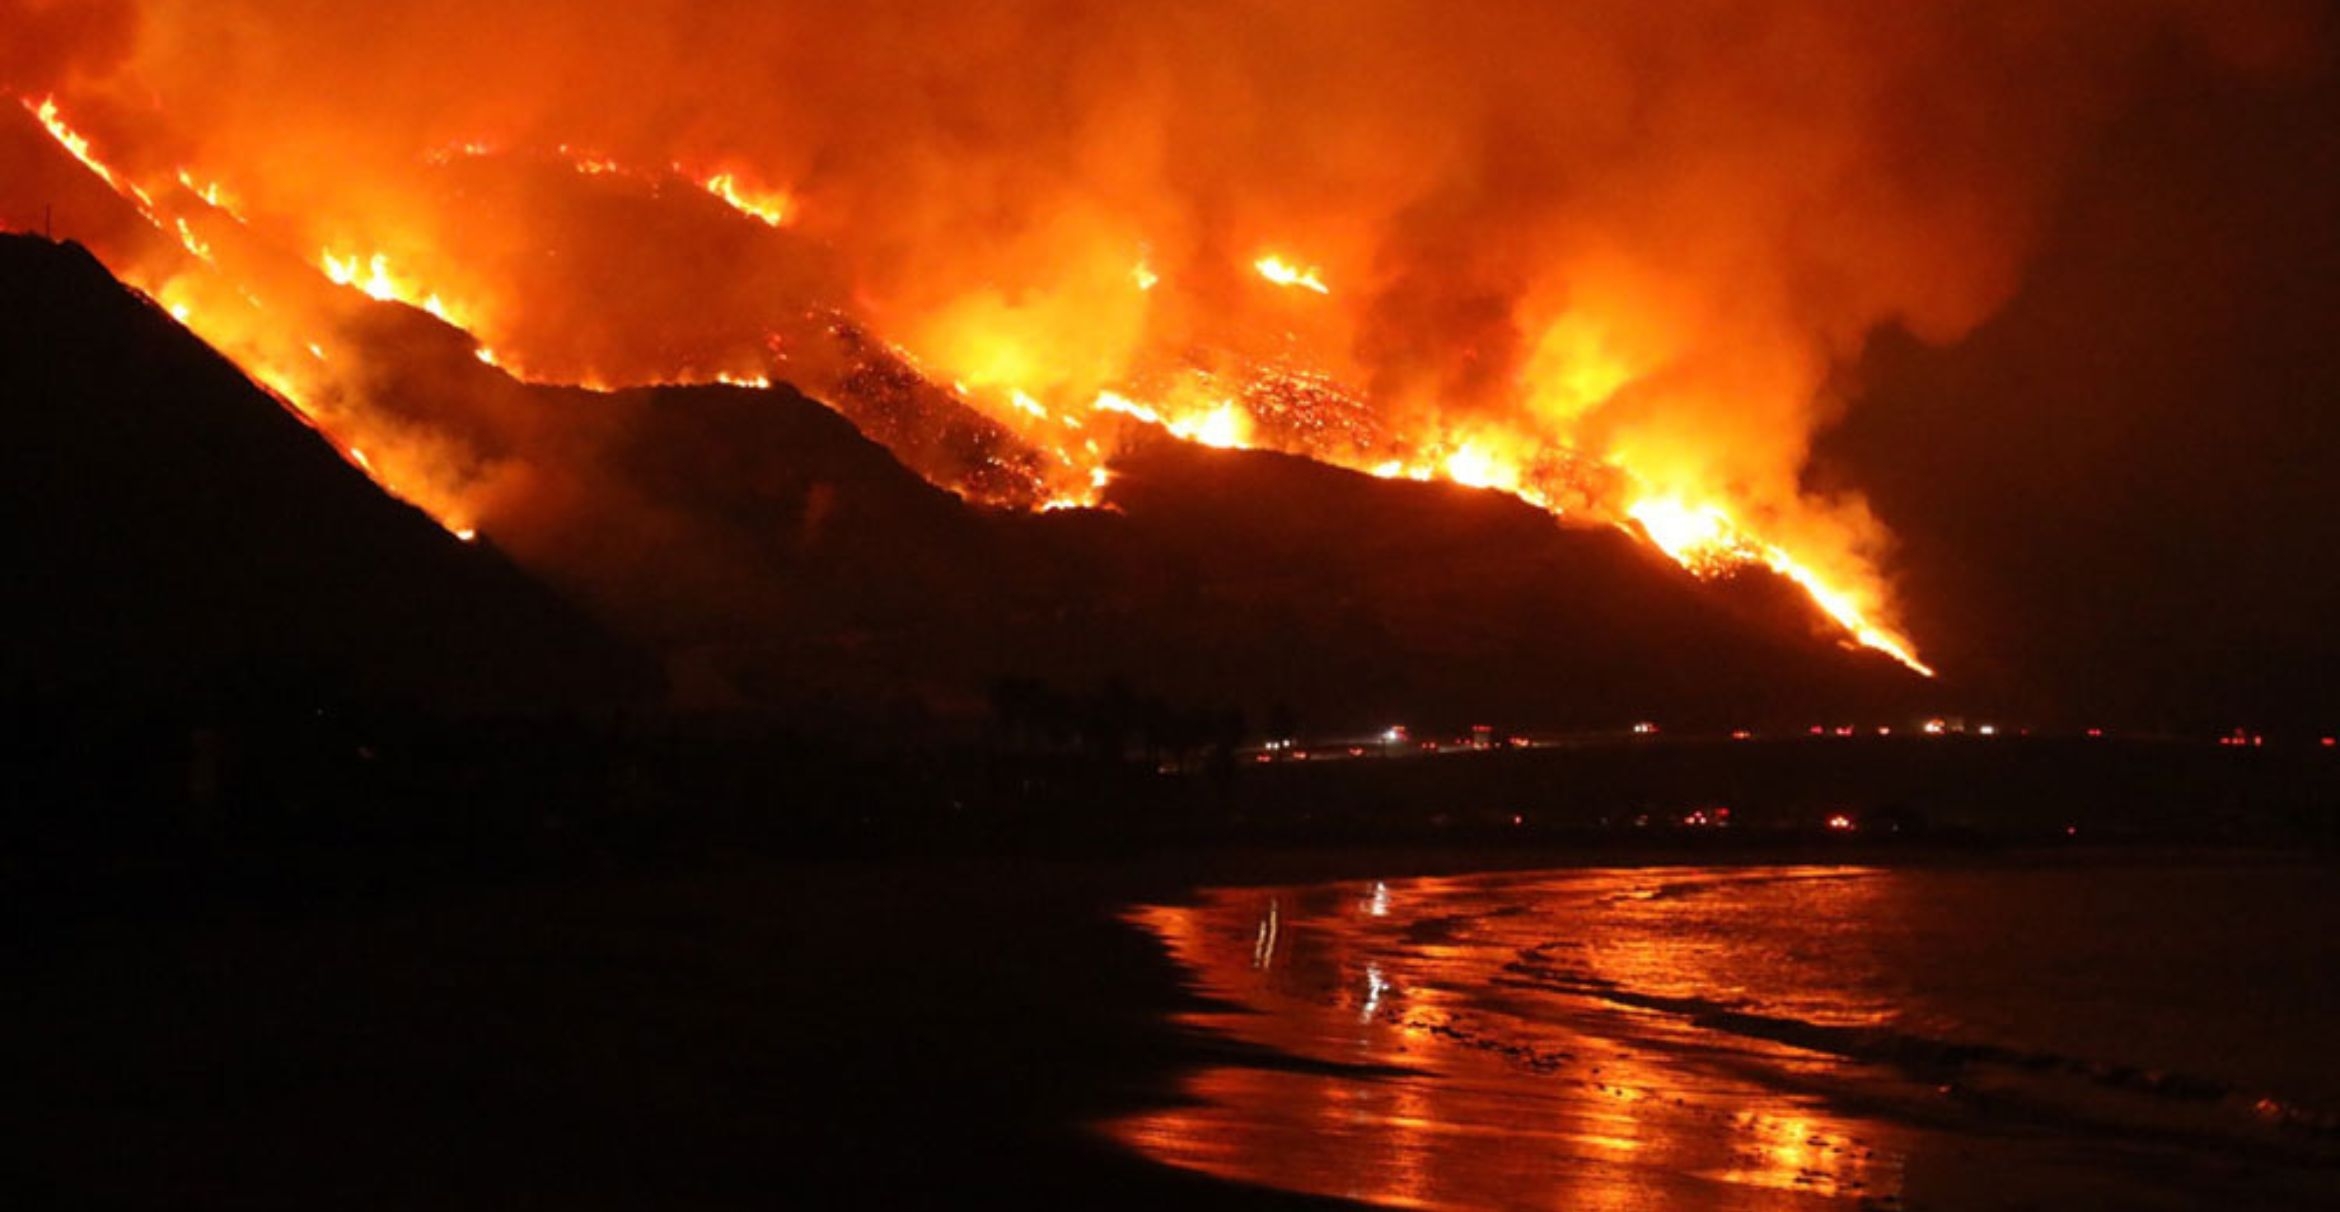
[1111,864,2340,1210]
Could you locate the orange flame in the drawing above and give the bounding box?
[697,170,793,227]
[1254,254,1330,295]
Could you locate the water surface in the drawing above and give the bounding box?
[1112,860,2340,1209]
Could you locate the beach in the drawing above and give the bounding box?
[3,847,2334,1208]
[0,851,1349,1208]
[1117,857,2340,1210]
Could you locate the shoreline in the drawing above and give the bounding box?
[3,843,2330,1207]
[1108,853,2340,1210]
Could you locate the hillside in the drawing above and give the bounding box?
[0,232,1922,737]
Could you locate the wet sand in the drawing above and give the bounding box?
[1114,859,2340,1210]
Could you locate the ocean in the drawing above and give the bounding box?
[1113,857,2340,1209]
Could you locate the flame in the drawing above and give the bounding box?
[1442,444,1515,493]
[1628,497,1754,575]
[1254,255,1330,295]
[697,170,793,227]
[320,250,468,326]
[8,5,2299,682]
[175,170,246,222]
[15,5,2074,681]
[1631,496,1931,675]
[1092,390,1252,451]
[18,96,480,545]
[1175,401,1249,449]
[31,97,126,198]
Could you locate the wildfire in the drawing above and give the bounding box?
[320,251,466,326]
[1628,497,1758,575]
[697,170,793,227]
[1762,554,1935,678]
[1630,496,1931,675]
[29,97,139,206]
[17,97,487,547]
[1442,444,1518,493]
[1254,255,1330,295]
[172,219,213,263]
[10,61,1943,678]
[562,148,624,175]
[1176,402,1249,449]
[174,171,247,223]
[1092,391,1253,451]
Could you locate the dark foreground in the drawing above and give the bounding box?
[0,848,1411,1210]
[9,843,2334,1210]
[3,724,2334,1208]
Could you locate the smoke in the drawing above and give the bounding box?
[0,0,137,94]
[4,0,2327,665]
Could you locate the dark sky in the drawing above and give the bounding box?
[1818,45,2340,729]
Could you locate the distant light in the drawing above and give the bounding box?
[1834,726,1854,737]
[2066,825,2079,837]
[2323,737,2336,748]
[2086,728,2103,738]
[1877,726,1892,736]
[1809,725,1825,736]
[1826,813,1856,832]
[1977,724,1998,737]
[1632,721,1659,735]
[1730,729,1753,741]
[1922,719,1946,735]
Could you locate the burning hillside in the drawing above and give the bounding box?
[0,235,653,710]
[0,1,2318,685]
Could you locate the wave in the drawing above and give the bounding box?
[1497,945,2340,1152]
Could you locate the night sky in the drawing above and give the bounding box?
[1821,46,2340,728]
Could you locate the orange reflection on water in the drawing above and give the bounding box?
[1112,869,1911,1210]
